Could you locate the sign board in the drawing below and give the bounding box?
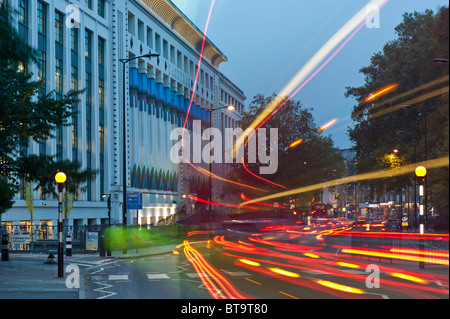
[11,234,30,245]
[127,192,143,210]
[86,232,98,251]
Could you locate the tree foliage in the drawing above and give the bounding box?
[345,7,449,215]
[223,93,345,205]
[0,6,96,214]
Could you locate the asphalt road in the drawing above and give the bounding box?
[79,227,448,300]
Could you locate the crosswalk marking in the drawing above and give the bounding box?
[108,274,129,281]
[186,272,210,278]
[147,273,170,280]
[223,271,251,277]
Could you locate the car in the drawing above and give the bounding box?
[383,219,401,231]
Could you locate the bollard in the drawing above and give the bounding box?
[1,233,9,261]
[66,235,72,257]
[99,234,105,257]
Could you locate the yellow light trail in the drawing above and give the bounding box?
[318,118,338,131]
[363,83,399,103]
[233,0,390,156]
[337,262,360,269]
[366,86,449,121]
[240,157,449,206]
[355,75,449,118]
[268,267,300,278]
[314,280,365,294]
[389,272,428,285]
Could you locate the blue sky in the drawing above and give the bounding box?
[171,0,448,149]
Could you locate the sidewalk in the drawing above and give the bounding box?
[0,253,83,299]
[0,244,176,299]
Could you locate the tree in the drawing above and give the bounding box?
[345,7,448,223]
[0,5,96,215]
[223,93,345,205]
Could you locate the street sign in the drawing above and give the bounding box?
[86,232,98,251]
[11,234,30,245]
[127,192,143,210]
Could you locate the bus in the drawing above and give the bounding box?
[310,203,332,218]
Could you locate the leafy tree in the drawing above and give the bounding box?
[345,7,448,222]
[223,93,345,205]
[0,6,96,215]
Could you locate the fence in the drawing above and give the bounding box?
[1,224,108,253]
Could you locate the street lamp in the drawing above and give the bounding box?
[207,105,235,213]
[415,166,427,234]
[433,58,449,64]
[415,165,427,269]
[55,171,66,278]
[119,53,159,254]
[102,194,111,256]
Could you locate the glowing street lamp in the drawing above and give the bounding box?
[55,171,67,278]
[415,166,427,236]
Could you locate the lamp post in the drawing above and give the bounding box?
[119,53,159,254]
[55,171,67,278]
[400,105,430,229]
[207,105,235,214]
[415,165,426,269]
[395,130,417,230]
[102,194,111,256]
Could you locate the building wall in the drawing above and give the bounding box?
[2,0,245,230]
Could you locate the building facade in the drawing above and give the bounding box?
[2,0,245,235]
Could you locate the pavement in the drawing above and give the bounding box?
[1,243,448,299]
[0,243,177,299]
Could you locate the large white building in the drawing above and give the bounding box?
[2,0,245,236]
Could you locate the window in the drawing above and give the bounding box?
[55,11,63,44]
[85,0,92,10]
[18,0,28,25]
[37,50,46,83]
[147,27,153,47]
[55,58,63,94]
[98,37,105,66]
[37,1,46,35]
[71,27,78,52]
[84,29,92,58]
[155,33,161,54]
[97,0,105,18]
[163,39,168,59]
[71,66,78,91]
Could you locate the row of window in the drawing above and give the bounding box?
[128,11,215,92]
[16,0,107,201]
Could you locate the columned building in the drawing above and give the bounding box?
[2,0,245,234]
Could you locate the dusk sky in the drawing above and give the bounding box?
[171,0,448,150]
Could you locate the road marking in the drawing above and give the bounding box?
[147,273,170,280]
[108,274,129,281]
[279,291,299,299]
[245,278,261,285]
[186,272,210,278]
[301,270,331,275]
[221,269,252,277]
[94,282,116,299]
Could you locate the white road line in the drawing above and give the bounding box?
[147,273,170,280]
[94,282,116,299]
[108,274,129,281]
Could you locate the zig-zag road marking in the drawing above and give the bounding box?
[93,282,117,299]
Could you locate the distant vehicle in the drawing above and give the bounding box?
[311,203,332,218]
[384,219,401,231]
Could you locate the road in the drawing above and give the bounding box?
[78,220,449,299]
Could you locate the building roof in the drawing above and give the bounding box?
[139,0,228,68]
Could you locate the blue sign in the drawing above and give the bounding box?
[126,193,143,210]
